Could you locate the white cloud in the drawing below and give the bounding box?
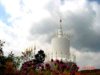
[0,0,51,55]
[0,0,22,18]
[1,0,50,22]
[90,2,100,34]
[60,0,87,12]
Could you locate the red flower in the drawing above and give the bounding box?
[45,63,51,69]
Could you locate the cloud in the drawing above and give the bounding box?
[30,0,100,52]
[0,0,51,55]
[70,48,100,70]
[88,0,100,4]
[64,10,100,52]
[77,51,100,70]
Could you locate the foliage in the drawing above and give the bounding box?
[0,40,5,50]
[21,48,33,62]
[35,50,46,64]
[7,51,22,68]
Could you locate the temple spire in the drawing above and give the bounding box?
[57,19,63,37]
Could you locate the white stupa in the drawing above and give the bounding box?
[51,19,70,61]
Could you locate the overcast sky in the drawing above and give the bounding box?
[0,0,100,70]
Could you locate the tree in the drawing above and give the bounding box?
[0,40,5,75]
[35,50,46,64]
[0,40,5,56]
[8,51,22,69]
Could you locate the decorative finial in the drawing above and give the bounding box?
[60,19,62,23]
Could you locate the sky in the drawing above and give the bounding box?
[0,0,100,70]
